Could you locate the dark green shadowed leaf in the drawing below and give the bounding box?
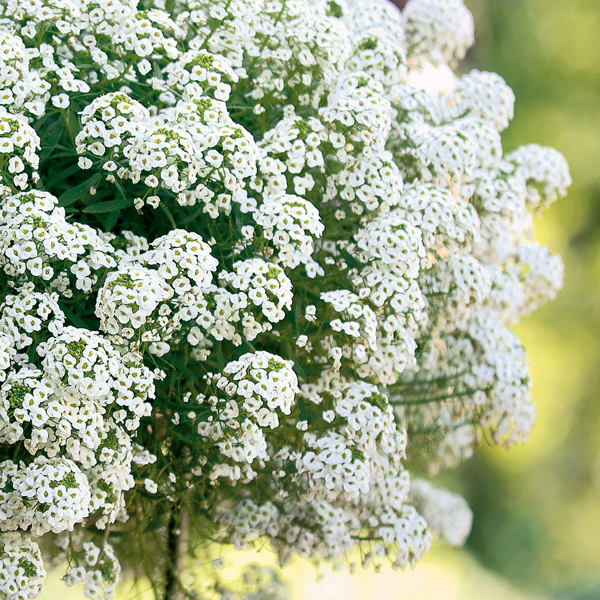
[39,117,65,162]
[58,173,102,207]
[83,196,134,213]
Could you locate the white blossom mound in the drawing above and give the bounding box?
[0,0,570,597]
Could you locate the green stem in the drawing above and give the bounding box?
[60,109,76,149]
[164,504,183,600]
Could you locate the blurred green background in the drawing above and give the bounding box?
[41,1,600,598]
[461,0,600,598]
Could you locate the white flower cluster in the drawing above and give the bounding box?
[0,285,65,350]
[96,228,220,354]
[184,258,294,350]
[456,70,516,131]
[0,327,155,529]
[220,495,431,571]
[163,49,239,102]
[410,478,473,546]
[506,143,573,210]
[0,533,46,600]
[293,383,405,502]
[346,29,408,93]
[0,456,91,536]
[403,0,474,66]
[37,327,154,428]
[0,0,568,595]
[197,351,299,483]
[77,92,259,215]
[96,265,175,344]
[219,259,293,325]
[218,382,432,568]
[0,191,117,295]
[254,194,324,269]
[0,113,40,195]
[64,540,120,600]
[321,290,378,357]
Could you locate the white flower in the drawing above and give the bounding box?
[138,59,152,75]
[78,157,93,170]
[296,335,308,348]
[0,0,566,583]
[51,94,70,109]
[144,479,158,494]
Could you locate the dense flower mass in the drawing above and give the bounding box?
[0,0,570,597]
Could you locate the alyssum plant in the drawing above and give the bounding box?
[0,0,570,598]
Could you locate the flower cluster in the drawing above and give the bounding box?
[0,113,40,195]
[0,190,117,295]
[0,0,568,597]
[77,92,260,215]
[253,193,324,269]
[410,478,473,546]
[63,539,121,600]
[197,351,299,483]
[219,259,294,325]
[0,456,91,536]
[0,533,46,600]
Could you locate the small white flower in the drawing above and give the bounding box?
[78,157,93,169]
[296,335,308,348]
[144,479,158,494]
[51,94,70,109]
[138,59,152,75]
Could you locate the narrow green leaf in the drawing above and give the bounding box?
[215,342,224,372]
[294,300,303,332]
[45,163,81,189]
[83,196,134,214]
[240,340,257,354]
[182,206,205,225]
[61,305,92,329]
[67,109,81,137]
[39,117,65,161]
[291,357,308,382]
[101,207,121,231]
[113,177,128,200]
[298,397,308,421]
[160,203,177,229]
[58,173,102,207]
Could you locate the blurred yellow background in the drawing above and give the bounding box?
[39,0,600,598]
[41,546,550,599]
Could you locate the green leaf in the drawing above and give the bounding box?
[294,300,303,332]
[45,163,81,189]
[113,177,128,201]
[178,364,201,381]
[61,305,92,330]
[67,109,81,137]
[291,357,308,383]
[298,397,308,421]
[83,196,134,214]
[101,207,122,231]
[215,342,224,372]
[95,208,120,231]
[58,173,102,207]
[182,206,205,225]
[39,117,65,162]
[240,340,257,354]
[160,203,177,229]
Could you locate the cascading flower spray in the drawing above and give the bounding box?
[0,0,570,598]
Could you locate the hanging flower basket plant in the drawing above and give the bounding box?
[0,0,570,598]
